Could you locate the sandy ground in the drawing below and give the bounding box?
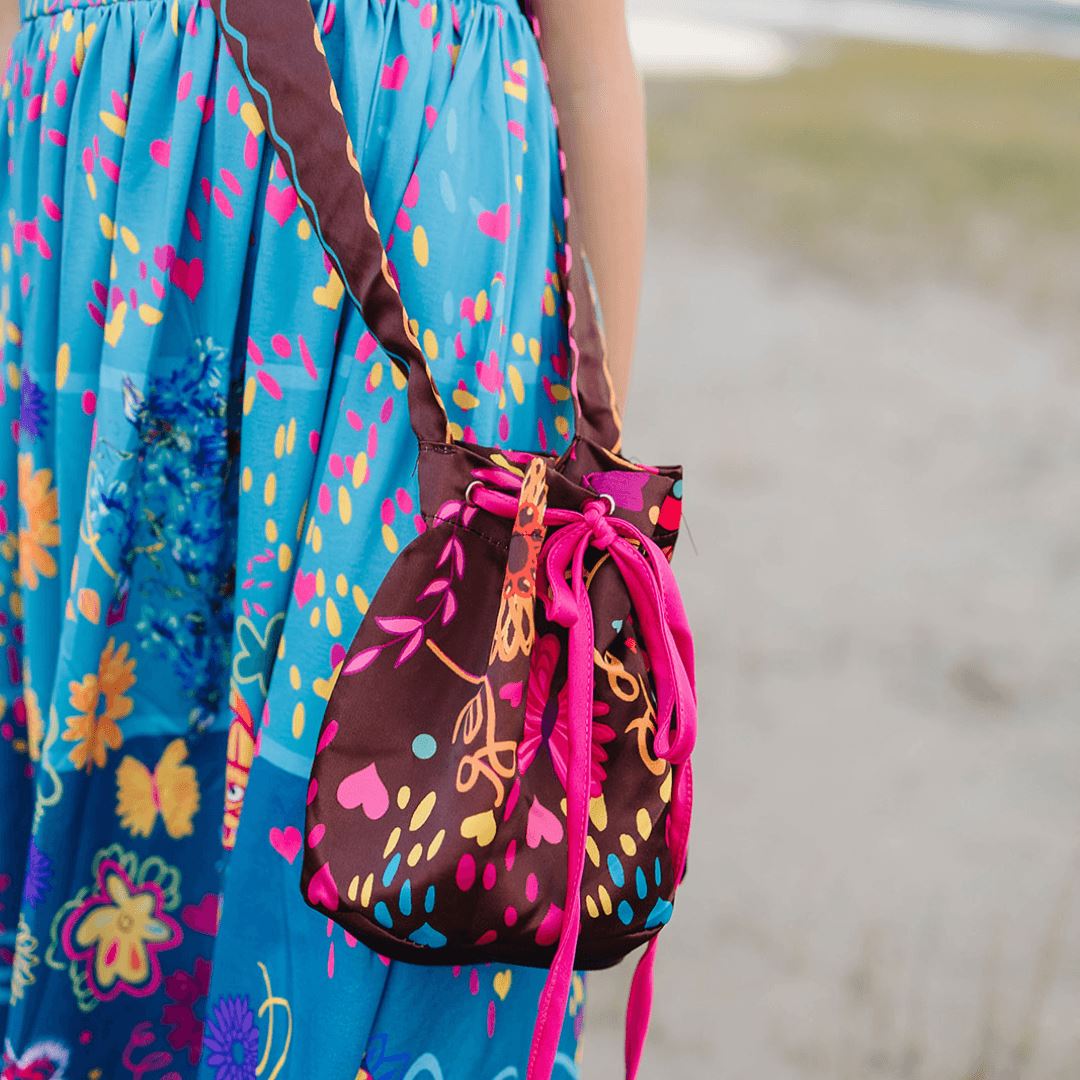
[581,181,1080,1078]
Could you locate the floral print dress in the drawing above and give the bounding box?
[0,1,585,1076]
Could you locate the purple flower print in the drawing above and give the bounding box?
[21,839,53,908]
[19,371,47,441]
[202,995,259,1080]
[162,955,211,1065]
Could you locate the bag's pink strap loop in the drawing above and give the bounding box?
[526,533,593,1080]
[470,485,696,1080]
[624,936,658,1076]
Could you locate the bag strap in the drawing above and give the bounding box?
[211,0,449,445]
[211,0,622,452]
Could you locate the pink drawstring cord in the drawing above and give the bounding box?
[470,482,697,1080]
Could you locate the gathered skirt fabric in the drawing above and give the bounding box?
[0,0,585,1075]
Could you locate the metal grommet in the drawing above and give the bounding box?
[465,480,482,505]
[599,493,616,514]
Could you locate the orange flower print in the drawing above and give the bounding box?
[62,638,137,772]
[17,453,59,590]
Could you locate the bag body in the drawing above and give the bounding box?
[303,437,689,969]
[211,2,698,1076]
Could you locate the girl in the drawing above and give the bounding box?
[0,1,644,1076]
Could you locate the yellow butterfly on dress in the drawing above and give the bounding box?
[115,737,200,839]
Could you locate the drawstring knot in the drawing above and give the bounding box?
[582,498,618,550]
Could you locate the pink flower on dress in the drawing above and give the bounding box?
[162,955,211,1065]
[517,635,614,798]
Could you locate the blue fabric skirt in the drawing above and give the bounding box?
[0,1,583,1075]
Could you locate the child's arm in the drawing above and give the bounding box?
[535,0,646,409]
[1,6,18,64]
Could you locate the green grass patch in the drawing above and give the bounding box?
[646,42,1080,294]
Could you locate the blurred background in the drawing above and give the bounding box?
[3,0,1078,1077]
[592,1,1080,1077]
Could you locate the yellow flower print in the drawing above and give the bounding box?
[61,858,180,1001]
[63,638,137,772]
[17,453,60,589]
[11,914,39,1005]
[25,681,43,762]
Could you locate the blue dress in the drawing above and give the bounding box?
[0,1,584,1075]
